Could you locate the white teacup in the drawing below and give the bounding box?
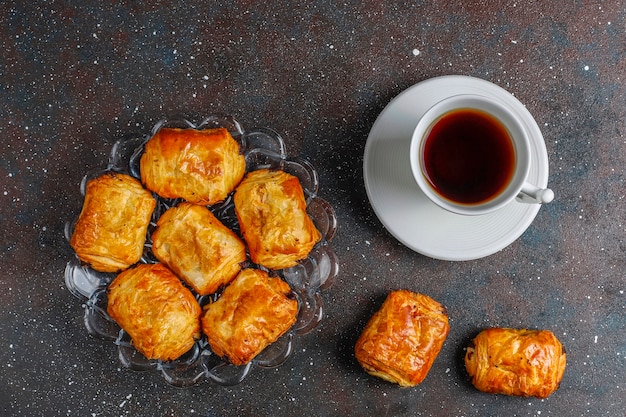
[410,94,553,216]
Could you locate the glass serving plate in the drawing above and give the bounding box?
[64,114,339,387]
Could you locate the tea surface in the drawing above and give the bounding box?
[422,109,516,205]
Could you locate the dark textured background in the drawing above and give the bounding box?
[1,1,624,416]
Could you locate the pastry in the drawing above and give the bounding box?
[140,127,246,205]
[151,202,247,295]
[70,172,156,273]
[107,263,202,361]
[464,327,566,398]
[234,169,321,270]
[354,290,450,387]
[201,268,298,366]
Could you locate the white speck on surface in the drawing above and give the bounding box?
[412,48,420,56]
[584,65,590,71]
[594,335,598,343]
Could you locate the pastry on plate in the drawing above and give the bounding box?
[107,263,202,361]
[140,127,246,205]
[70,172,156,273]
[354,290,450,387]
[464,327,566,398]
[151,202,247,295]
[201,268,298,366]
[234,169,321,270]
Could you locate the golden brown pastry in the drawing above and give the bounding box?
[233,169,321,270]
[201,268,298,366]
[140,127,246,205]
[70,172,156,273]
[107,263,202,361]
[465,328,566,398]
[151,202,247,295]
[354,290,450,387]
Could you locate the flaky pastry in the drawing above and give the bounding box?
[107,263,202,361]
[233,169,321,270]
[70,172,155,272]
[201,268,298,365]
[140,127,246,205]
[464,328,566,398]
[354,290,450,387]
[151,202,247,295]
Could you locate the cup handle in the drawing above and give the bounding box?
[517,182,554,204]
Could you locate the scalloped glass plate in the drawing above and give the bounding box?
[64,114,339,387]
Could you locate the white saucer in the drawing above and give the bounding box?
[363,75,550,261]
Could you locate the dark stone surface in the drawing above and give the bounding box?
[1,1,624,416]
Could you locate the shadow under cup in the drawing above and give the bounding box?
[410,94,531,216]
